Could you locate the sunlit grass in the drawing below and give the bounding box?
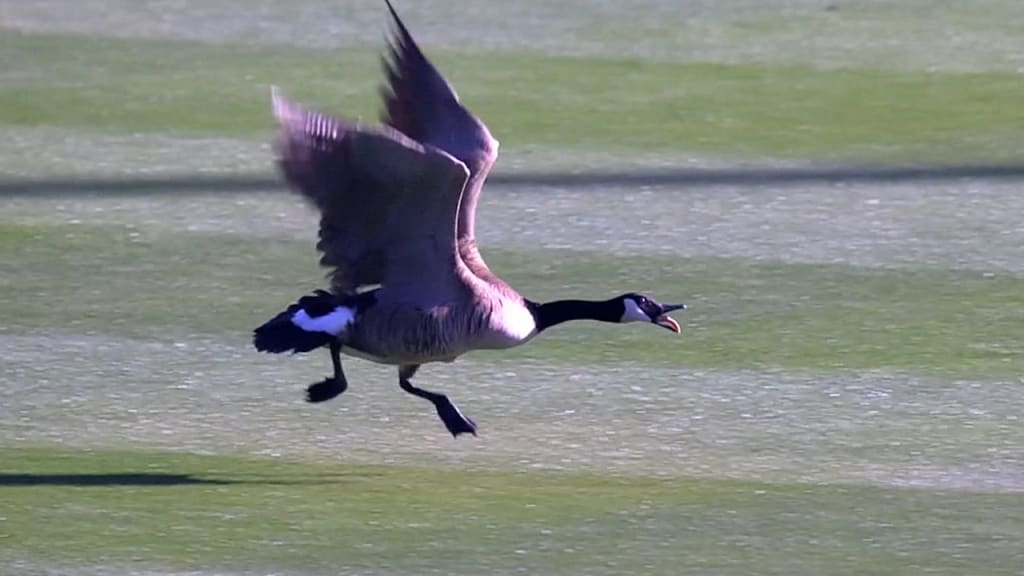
[2,30,1023,161]
[3,4,1024,573]
[2,446,1021,575]
[3,221,1022,377]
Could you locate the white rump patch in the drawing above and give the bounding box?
[291,306,355,335]
[621,298,651,324]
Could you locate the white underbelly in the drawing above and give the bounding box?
[340,346,390,364]
[340,345,460,365]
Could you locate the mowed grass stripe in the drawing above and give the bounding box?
[4,331,1021,487]
[2,222,1022,377]
[2,30,1024,160]
[1,447,1021,575]
[3,0,1024,73]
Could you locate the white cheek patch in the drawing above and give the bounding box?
[621,299,651,323]
[291,306,355,335]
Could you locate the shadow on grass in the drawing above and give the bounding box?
[2,162,1024,197]
[0,472,385,487]
[0,473,232,486]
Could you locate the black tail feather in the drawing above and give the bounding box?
[253,291,339,354]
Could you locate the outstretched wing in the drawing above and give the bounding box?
[272,88,470,303]
[380,0,498,241]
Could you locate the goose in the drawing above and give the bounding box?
[253,1,685,437]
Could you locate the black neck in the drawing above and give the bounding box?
[527,298,622,333]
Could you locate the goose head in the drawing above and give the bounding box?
[618,293,686,333]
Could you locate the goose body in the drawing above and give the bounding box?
[254,1,684,437]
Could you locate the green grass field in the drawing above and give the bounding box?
[2,1,1023,574]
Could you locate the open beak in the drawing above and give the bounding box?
[654,303,686,333]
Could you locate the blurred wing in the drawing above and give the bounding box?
[381,0,498,241]
[272,88,470,302]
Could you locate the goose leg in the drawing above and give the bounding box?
[398,364,477,437]
[306,341,348,403]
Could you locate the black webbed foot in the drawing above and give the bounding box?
[306,377,347,403]
[432,396,478,437]
[398,365,477,437]
[306,341,348,403]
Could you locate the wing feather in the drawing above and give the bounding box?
[272,88,469,302]
[380,0,498,241]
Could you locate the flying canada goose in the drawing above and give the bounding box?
[253,1,685,437]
